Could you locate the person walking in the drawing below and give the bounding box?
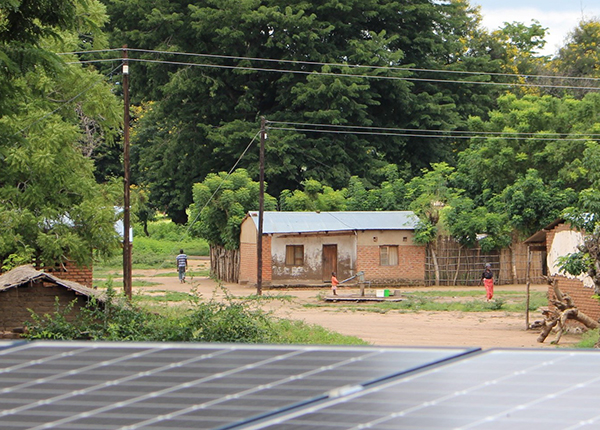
[176,249,188,283]
[331,272,339,296]
[480,263,494,301]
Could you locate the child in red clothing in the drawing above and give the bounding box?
[331,272,339,296]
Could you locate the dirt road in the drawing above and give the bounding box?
[129,258,583,350]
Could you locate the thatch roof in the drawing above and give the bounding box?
[0,265,104,300]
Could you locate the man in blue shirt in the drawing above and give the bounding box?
[176,249,188,283]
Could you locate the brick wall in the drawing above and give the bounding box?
[357,245,425,285]
[41,260,93,288]
[239,242,257,284]
[0,282,90,337]
[239,236,272,285]
[546,223,600,322]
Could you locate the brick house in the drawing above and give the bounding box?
[0,265,103,338]
[525,219,600,321]
[239,211,425,287]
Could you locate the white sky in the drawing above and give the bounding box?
[470,0,600,56]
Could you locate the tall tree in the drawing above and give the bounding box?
[101,0,511,222]
[0,0,123,268]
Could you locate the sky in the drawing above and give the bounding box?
[471,0,600,56]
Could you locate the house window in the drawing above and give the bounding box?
[380,245,399,266]
[286,245,304,266]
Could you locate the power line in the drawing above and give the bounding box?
[267,120,600,138]
[60,52,600,91]
[59,47,600,83]
[267,126,597,141]
[115,57,599,91]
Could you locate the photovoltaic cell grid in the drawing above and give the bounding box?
[0,341,474,430]
[248,349,600,430]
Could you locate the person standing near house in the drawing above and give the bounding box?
[331,272,339,296]
[176,249,188,283]
[480,263,494,301]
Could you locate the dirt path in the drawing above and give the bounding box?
[128,257,583,350]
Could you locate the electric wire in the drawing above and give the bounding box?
[267,126,597,141]
[147,130,262,278]
[266,120,600,138]
[59,47,600,83]
[62,55,600,91]
[120,58,600,91]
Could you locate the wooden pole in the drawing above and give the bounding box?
[525,245,531,329]
[122,45,132,300]
[256,117,266,296]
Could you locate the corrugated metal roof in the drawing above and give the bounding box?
[246,211,420,234]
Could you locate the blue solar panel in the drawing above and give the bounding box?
[248,349,600,430]
[0,342,474,429]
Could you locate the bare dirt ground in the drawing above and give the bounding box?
[130,257,583,350]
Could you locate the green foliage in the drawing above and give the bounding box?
[554,19,600,78]
[280,179,347,211]
[0,0,123,268]
[108,0,514,220]
[556,252,592,277]
[189,169,276,249]
[99,219,209,269]
[574,329,599,349]
[23,284,364,344]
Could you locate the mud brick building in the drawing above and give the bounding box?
[0,265,103,338]
[239,211,425,287]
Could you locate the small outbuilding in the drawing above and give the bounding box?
[239,211,425,287]
[0,265,103,338]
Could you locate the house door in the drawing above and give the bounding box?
[322,245,338,282]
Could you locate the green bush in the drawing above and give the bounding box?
[23,285,364,345]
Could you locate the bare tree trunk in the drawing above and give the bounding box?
[430,244,440,287]
[453,245,462,286]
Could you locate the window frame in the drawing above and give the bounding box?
[379,245,399,266]
[285,245,304,266]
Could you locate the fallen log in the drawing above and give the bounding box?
[537,277,599,344]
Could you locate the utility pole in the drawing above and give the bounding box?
[122,45,132,300]
[257,117,266,296]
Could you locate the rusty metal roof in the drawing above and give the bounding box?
[0,265,104,300]
[246,211,420,234]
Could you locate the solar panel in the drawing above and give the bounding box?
[0,342,474,430]
[247,349,600,430]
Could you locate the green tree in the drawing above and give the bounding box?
[455,93,600,200]
[189,169,277,250]
[554,19,600,78]
[0,0,123,268]
[279,179,347,211]
[102,0,511,222]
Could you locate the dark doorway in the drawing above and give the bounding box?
[322,244,338,282]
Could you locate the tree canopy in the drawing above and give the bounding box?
[0,0,123,268]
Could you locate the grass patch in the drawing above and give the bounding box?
[131,280,160,287]
[153,270,210,278]
[308,291,547,313]
[96,219,209,271]
[135,291,196,302]
[268,319,368,345]
[574,329,599,348]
